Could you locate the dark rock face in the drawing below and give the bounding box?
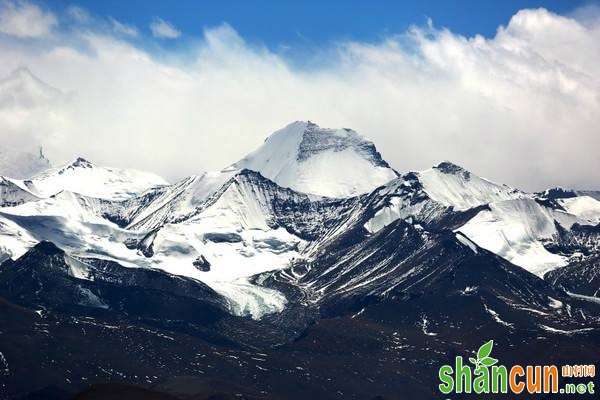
[537,187,578,200]
[69,157,94,169]
[124,238,139,250]
[0,242,230,327]
[193,255,211,272]
[434,161,471,179]
[122,230,159,257]
[266,216,596,325]
[207,169,357,242]
[545,222,600,257]
[543,221,600,297]
[203,232,243,243]
[546,252,600,297]
[57,157,94,175]
[101,187,170,228]
[296,121,392,169]
[2,234,600,400]
[533,188,579,210]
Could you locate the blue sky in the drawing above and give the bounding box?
[47,0,592,47]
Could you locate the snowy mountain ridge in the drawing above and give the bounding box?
[1,121,600,321]
[229,121,398,198]
[24,157,168,201]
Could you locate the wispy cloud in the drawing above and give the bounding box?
[0,0,57,38]
[149,17,181,39]
[0,6,598,190]
[66,5,90,24]
[109,16,138,37]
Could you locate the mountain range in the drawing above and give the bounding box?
[0,121,599,400]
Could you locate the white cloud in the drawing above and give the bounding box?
[109,16,138,37]
[149,17,181,39]
[0,0,57,38]
[0,7,598,191]
[66,5,90,23]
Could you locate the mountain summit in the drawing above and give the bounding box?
[229,121,398,197]
[24,157,168,200]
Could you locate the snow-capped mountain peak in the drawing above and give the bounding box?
[26,157,168,200]
[230,121,398,198]
[372,161,524,213]
[39,156,96,177]
[361,161,527,239]
[416,161,524,211]
[65,157,94,169]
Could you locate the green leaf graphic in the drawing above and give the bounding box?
[469,357,478,365]
[481,357,498,366]
[477,340,493,359]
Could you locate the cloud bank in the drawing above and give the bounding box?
[0,0,56,37]
[0,1,598,191]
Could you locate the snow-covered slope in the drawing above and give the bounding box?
[457,199,576,276]
[0,177,39,207]
[350,162,600,277]
[118,170,353,317]
[576,190,600,201]
[556,196,600,225]
[0,214,37,262]
[417,162,524,210]
[26,157,168,200]
[0,190,133,260]
[0,169,338,319]
[133,171,311,281]
[362,162,524,234]
[138,172,309,317]
[125,171,236,231]
[229,121,397,198]
[456,191,600,277]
